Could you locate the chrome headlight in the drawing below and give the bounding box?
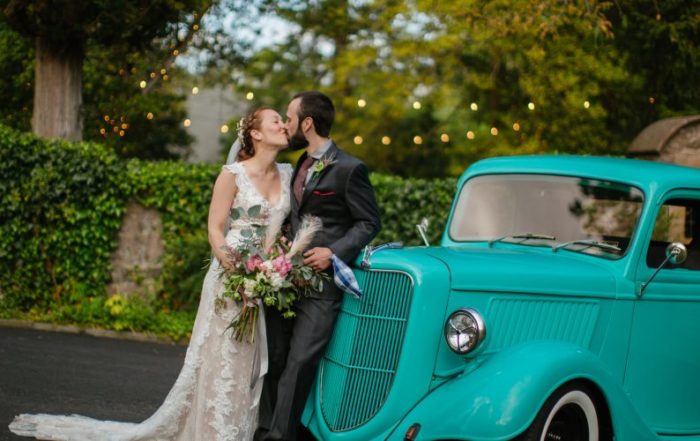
[444,308,486,354]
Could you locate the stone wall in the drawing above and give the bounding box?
[628,116,700,167]
[108,202,164,298]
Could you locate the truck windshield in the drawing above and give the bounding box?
[449,174,644,257]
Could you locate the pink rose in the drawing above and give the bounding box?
[245,255,263,273]
[272,255,293,278]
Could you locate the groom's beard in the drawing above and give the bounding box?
[288,126,309,151]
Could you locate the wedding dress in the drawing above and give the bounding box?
[10,162,293,441]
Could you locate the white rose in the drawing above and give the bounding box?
[244,279,257,297]
[270,272,284,289]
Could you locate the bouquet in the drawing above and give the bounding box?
[215,206,329,342]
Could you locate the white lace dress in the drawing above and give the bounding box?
[9,162,293,441]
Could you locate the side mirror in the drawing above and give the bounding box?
[639,242,687,296]
[416,217,430,247]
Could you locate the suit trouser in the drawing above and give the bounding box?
[258,294,342,441]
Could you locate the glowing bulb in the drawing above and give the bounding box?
[139,81,147,88]
[440,133,450,142]
[413,135,423,144]
[649,97,655,104]
[119,130,125,137]
[150,72,156,79]
[192,87,199,95]
[246,92,254,100]
[103,115,110,122]
[583,100,590,109]
[121,123,128,129]
[467,131,475,140]
[381,136,391,145]
[146,112,154,120]
[184,119,191,127]
[99,128,106,135]
[173,49,179,56]
[528,102,535,110]
[162,75,169,81]
[513,122,521,131]
[470,102,478,111]
[220,125,229,134]
[357,99,366,108]
[413,101,421,110]
[491,127,499,136]
[160,68,167,75]
[193,24,199,31]
[353,136,363,145]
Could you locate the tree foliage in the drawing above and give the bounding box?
[0,0,264,158]
[234,0,700,177]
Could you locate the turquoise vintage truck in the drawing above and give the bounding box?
[302,155,700,441]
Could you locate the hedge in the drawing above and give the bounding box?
[0,125,457,339]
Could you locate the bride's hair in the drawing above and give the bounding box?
[236,106,274,161]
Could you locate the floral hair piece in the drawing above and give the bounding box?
[236,116,248,146]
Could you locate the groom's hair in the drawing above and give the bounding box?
[293,91,335,137]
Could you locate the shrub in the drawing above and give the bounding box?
[0,124,459,339]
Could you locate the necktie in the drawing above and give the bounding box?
[293,155,315,202]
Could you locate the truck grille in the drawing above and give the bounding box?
[319,270,414,431]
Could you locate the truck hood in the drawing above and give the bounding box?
[423,246,619,297]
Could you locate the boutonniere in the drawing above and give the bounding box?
[309,152,338,182]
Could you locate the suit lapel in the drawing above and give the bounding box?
[300,143,339,208]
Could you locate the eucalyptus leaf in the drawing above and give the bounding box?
[248,205,262,218]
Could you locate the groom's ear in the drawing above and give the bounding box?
[302,116,314,134]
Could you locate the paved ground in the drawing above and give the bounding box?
[0,327,187,440]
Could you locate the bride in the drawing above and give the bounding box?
[9,107,293,441]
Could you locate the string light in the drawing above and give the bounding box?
[103,115,110,122]
[113,126,119,133]
[160,68,167,75]
[162,75,169,81]
[381,136,391,145]
[413,101,421,110]
[583,101,590,109]
[470,102,478,111]
[246,92,254,100]
[150,72,156,79]
[192,87,199,95]
[491,127,499,136]
[467,131,475,140]
[146,112,154,120]
[413,135,423,144]
[173,49,179,56]
[184,119,191,127]
[649,97,655,104]
[221,125,229,134]
[119,130,125,137]
[528,102,536,110]
[513,122,521,131]
[440,133,450,142]
[357,99,366,108]
[121,123,128,129]
[99,128,106,135]
[139,81,147,89]
[354,136,363,145]
[193,24,199,31]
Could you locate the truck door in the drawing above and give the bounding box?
[626,194,700,435]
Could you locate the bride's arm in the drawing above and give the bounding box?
[208,170,238,269]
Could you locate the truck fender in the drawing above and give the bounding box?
[388,341,658,441]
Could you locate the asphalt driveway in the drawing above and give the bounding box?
[0,327,186,440]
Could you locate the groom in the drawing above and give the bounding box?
[256,91,381,441]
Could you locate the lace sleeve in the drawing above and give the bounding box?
[278,163,294,184]
[222,162,243,188]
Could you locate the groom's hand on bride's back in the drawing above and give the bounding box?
[304,247,333,271]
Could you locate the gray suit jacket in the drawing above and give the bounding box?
[289,142,381,299]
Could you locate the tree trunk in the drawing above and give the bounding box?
[32,36,84,141]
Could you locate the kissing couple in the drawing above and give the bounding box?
[10,91,382,441]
